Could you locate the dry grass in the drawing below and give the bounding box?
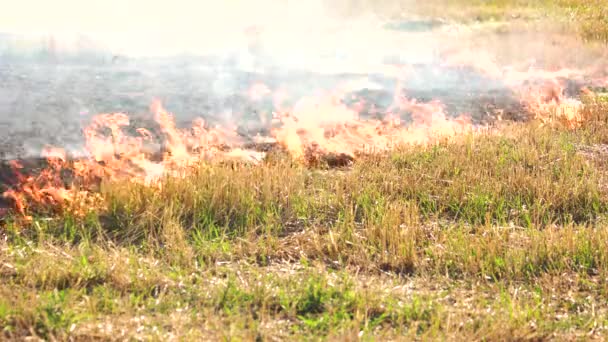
[331,0,608,43]
[415,0,608,42]
[1,97,608,339]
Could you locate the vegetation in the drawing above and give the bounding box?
[1,96,608,340]
[413,0,608,42]
[343,0,608,42]
[2,1,608,340]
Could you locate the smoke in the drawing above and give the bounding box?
[0,0,433,66]
[1,0,332,55]
[0,0,605,159]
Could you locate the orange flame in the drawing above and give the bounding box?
[3,64,604,219]
[441,46,607,128]
[1,101,263,218]
[521,80,584,128]
[271,88,470,161]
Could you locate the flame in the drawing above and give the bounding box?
[1,101,264,218]
[75,101,253,185]
[440,46,608,128]
[1,154,96,221]
[2,60,605,219]
[271,90,470,161]
[1,85,473,218]
[520,80,585,128]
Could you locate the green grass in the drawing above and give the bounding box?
[2,96,608,339]
[335,0,608,43]
[411,0,608,42]
[1,241,608,339]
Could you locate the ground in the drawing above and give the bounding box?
[2,1,608,341]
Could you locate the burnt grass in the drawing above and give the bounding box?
[0,51,534,160]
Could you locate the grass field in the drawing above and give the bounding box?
[350,0,608,42]
[2,97,608,339]
[2,1,608,341]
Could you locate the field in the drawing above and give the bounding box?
[364,0,608,43]
[2,1,608,341]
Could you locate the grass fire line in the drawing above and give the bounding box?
[1,65,602,219]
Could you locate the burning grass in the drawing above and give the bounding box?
[2,63,602,220]
[2,98,608,339]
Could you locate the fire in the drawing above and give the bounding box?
[1,67,604,219]
[75,101,254,185]
[440,46,608,128]
[1,101,261,218]
[2,154,101,221]
[520,80,585,128]
[271,92,470,162]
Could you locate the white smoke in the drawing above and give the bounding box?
[0,0,339,56]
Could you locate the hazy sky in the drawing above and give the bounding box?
[0,0,333,54]
[0,0,327,33]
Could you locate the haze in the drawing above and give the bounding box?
[0,0,337,55]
